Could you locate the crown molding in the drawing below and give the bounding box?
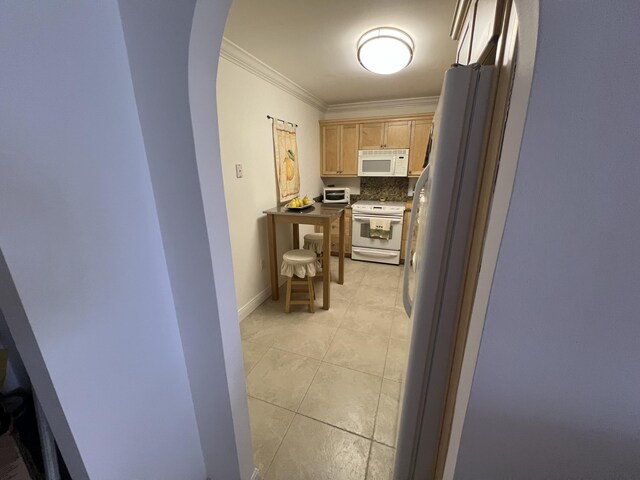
[219,38,439,117]
[220,37,328,112]
[325,96,439,116]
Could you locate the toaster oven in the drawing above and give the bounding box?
[323,187,350,204]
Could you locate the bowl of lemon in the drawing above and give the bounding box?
[286,195,314,210]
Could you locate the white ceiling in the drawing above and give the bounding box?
[223,0,459,105]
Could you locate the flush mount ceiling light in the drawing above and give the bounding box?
[357,27,414,75]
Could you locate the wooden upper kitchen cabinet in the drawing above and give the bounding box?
[409,116,434,176]
[385,121,412,148]
[358,122,385,149]
[340,124,359,175]
[321,124,359,175]
[321,125,340,175]
[359,120,411,149]
[452,0,506,65]
[320,114,431,176]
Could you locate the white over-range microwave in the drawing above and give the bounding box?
[358,149,409,177]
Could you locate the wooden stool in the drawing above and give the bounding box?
[281,249,317,313]
[303,233,324,270]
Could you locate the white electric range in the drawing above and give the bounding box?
[351,200,406,265]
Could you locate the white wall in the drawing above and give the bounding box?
[190,1,255,478]
[0,2,206,478]
[454,1,640,477]
[217,58,325,317]
[118,1,252,479]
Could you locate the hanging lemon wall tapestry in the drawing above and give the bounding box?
[271,118,300,203]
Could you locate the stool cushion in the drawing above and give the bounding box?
[303,233,324,254]
[281,249,317,278]
[304,233,324,243]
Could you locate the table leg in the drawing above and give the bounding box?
[322,219,331,310]
[338,211,345,285]
[292,224,300,249]
[266,214,279,300]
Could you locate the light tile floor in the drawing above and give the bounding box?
[241,258,411,480]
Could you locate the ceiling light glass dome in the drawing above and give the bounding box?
[357,27,414,75]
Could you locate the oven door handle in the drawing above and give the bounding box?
[352,247,399,258]
[353,215,403,223]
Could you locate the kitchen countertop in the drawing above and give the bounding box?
[319,202,351,209]
[263,203,346,218]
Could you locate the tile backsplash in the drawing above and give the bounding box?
[352,177,410,202]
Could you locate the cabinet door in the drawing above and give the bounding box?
[321,125,340,175]
[408,118,432,176]
[330,234,352,255]
[330,217,351,236]
[340,125,359,175]
[385,121,412,148]
[359,123,385,149]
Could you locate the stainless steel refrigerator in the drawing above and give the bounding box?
[395,64,494,479]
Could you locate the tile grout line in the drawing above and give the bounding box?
[363,370,385,479]
[247,394,398,449]
[292,308,338,417]
[261,401,295,479]
[371,328,394,446]
[264,300,337,473]
[243,343,270,377]
[253,336,392,382]
[245,329,401,449]
[244,260,403,478]
[260,349,324,479]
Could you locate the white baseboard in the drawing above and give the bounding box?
[237,281,286,321]
[250,467,262,480]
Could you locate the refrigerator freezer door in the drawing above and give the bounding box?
[395,64,494,479]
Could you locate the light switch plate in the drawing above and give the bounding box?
[235,164,243,178]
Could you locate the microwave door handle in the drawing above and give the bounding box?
[403,164,430,316]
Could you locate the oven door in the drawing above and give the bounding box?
[352,214,403,251]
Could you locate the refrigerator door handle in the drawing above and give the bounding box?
[403,164,430,316]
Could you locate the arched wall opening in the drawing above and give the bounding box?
[0,0,546,479]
